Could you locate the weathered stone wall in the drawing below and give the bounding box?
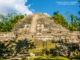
[0,32,16,41]
[36,31,80,43]
[0,13,80,44]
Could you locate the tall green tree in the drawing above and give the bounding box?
[0,13,24,32]
[52,12,80,31]
[78,0,80,8]
[52,12,68,29]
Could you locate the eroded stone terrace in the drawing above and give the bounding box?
[0,13,80,44]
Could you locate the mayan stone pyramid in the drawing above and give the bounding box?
[12,13,80,43]
[0,13,80,44]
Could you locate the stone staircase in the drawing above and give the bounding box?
[0,13,80,44]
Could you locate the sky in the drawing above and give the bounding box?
[0,0,79,17]
[26,0,79,17]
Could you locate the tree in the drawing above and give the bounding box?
[78,0,80,15]
[52,12,68,29]
[52,12,80,31]
[78,0,80,8]
[0,13,24,32]
[70,14,74,30]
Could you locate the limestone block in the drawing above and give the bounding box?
[61,36,66,40]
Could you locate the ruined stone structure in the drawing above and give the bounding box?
[0,13,80,44]
[30,13,39,34]
[0,32,15,42]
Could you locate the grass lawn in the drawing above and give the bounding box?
[24,56,70,60]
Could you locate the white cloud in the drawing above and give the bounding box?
[56,1,77,5]
[0,0,32,15]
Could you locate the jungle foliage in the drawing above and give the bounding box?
[0,13,24,32]
[52,11,80,31]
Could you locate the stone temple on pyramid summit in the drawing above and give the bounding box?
[0,13,80,44]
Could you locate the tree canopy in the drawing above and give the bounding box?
[52,12,80,31]
[0,13,24,32]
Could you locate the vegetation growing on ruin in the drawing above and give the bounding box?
[51,11,80,31]
[0,39,80,60]
[0,12,80,32]
[0,13,24,32]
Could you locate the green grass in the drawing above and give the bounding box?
[0,59,6,60]
[24,56,70,60]
[51,56,69,60]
